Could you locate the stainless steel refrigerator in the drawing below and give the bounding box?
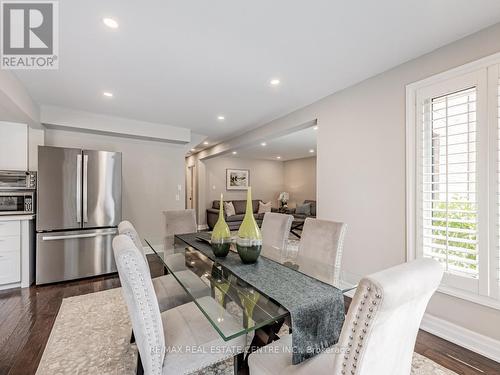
[36,145,122,284]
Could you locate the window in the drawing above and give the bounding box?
[422,88,478,281]
[407,55,500,308]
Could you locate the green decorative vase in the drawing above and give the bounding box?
[211,194,231,257]
[236,187,262,264]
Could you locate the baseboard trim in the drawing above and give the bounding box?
[198,224,209,231]
[0,282,20,291]
[420,313,500,363]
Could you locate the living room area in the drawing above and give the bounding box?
[187,125,317,236]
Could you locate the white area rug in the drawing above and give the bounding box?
[36,287,457,375]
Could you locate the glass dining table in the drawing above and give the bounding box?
[145,233,355,346]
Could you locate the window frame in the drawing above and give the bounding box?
[406,52,500,310]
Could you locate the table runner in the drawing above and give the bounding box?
[175,233,345,365]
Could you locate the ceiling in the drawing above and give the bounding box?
[233,126,317,161]
[15,1,500,144]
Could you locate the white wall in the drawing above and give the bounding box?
[199,23,500,344]
[203,157,285,214]
[0,122,28,170]
[0,71,40,127]
[44,128,186,244]
[41,105,191,144]
[28,126,44,171]
[283,157,316,207]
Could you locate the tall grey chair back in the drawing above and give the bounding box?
[298,217,347,286]
[261,212,294,251]
[333,258,443,374]
[164,209,197,247]
[113,235,165,375]
[247,259,443,375]
[118,220,146,261]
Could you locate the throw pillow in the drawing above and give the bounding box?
[295,202,311,216]
[224,201,236,217]
[258,201,272,214]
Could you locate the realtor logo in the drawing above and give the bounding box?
[1,0,58,69]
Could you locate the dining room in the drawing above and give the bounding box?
[32,209,447,375]
[2,1,500,375]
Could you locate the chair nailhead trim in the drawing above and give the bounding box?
[338,283,383,375]
[121,251,164,374]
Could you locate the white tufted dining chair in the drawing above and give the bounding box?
[297,218,347,287]
[261,212,294,251]
[118,221,148,261]
[248,258,443,375]
[113,235,246,375]
[118,220,210,313]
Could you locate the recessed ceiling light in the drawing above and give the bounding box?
[232,151,237,155]
[203,141,209,145]
[276,156,281,159]
[261,142,267,147]
[103,17,119,29]
[313,126,318,130]
[309,149,315,153]
[270,79,280,86]
[103,92,113,98]
[217,115,225,121]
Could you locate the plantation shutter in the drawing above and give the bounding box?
[416,70,488,294]
[421,88,479,280]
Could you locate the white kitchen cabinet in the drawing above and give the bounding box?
[0,122,28,171]
[0,216,34,290]
[0,235,21,251]
[0,251,21,285]
[0,220,21,285]
[0,220,20,236]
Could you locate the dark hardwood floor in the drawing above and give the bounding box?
[0,256,499,375]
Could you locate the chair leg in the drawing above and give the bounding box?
[130,330,135,344]
[136,351,144,375]
[290,228,301,238]
[244,318,285,363]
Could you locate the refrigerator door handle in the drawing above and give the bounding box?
[41,230,117,241]
[83,154,89,223]
[76,154,82,223]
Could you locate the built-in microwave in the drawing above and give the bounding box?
[0,191,35,215]
[0,170,36,215]
[0,170,36,190]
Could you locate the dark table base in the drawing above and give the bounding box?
[290,220,305,238]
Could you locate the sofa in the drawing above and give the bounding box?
[207,199,264,230]
[287,200,317,220]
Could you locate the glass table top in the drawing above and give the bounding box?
[145,233,355,341]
